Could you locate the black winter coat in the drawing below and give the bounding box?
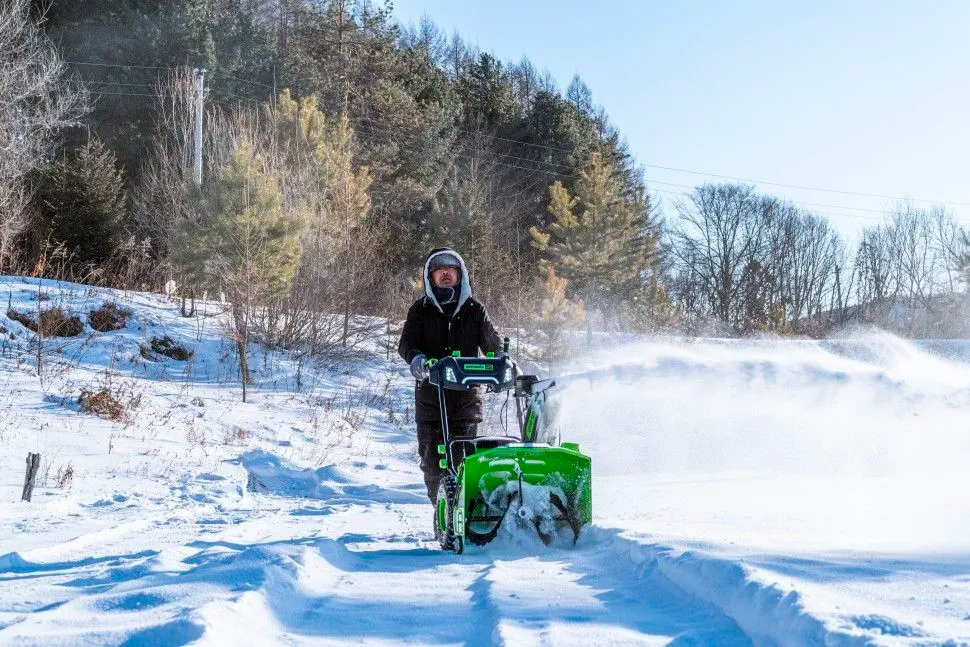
[398,296,502,423]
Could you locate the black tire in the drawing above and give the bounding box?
[436,476,458,552]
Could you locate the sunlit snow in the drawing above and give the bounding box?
[1,277,968,645]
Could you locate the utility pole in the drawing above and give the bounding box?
[193,68,206,188]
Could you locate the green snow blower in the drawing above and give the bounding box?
[429,343,591,553]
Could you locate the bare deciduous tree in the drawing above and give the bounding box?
[131,67,196,261]
[672,186,845,335]
[0,0,86,267]
[671,183,767,329]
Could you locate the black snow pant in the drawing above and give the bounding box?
[417,420,477,503]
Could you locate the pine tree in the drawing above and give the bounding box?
[266,92,374,350]
[39,138,127,268]
[536,266,585,362]
[175,141,303,401]
[530,151,658,341]
[326,114,373,346]
[624,278,680,333]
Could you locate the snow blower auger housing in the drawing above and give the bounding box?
[429,346,591,554]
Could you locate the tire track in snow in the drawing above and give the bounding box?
[246,503,756,645]
[3,496,808,645]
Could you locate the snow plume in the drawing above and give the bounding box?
[554,331,970,479]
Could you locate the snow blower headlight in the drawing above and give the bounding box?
[445,367,457,383]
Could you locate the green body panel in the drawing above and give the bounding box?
[523,411,538,441]
[437,497,447,536]
[453,443,592,539]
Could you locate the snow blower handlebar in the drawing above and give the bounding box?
[428,353,519,477]
[427,354,517,392]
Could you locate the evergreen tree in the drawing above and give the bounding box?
[623,277,680,333]
[458,53,521,129]
[38,138,127,268]
[326,114,374,345]
[536,265,585,362]
[530,151,658,341]
[175,141,302,400]
[265,91,375,349]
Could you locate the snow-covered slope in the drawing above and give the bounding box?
[1,277,968,646]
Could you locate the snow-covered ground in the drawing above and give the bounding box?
[1,276,968,646]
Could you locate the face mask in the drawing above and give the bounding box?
[432,285,457,305]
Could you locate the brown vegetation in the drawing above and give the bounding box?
[55,463,74,488]
[149,335,193,361]
[79,388,125,421]
[89,301,132,332]
[7,306,84,337]
[39,308,84,337]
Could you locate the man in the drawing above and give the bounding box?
[398,248,502,503]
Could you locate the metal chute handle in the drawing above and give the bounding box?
[514,375,556,397]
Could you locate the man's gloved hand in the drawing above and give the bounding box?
[409,354,427,380]
[410,354,437,381]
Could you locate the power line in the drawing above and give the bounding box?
[63,59,970,212]
[221,74,276,91]
[83,80,159,89]
[207,88,259,104]
[398,116,970,210]
[640,162,970,209]
[64,60,176,71]
[68,60,276,92]
[90,91,165,98]
[351,120,970,225]
[646,179,892,215]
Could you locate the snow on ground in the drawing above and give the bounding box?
[0,276,968,646]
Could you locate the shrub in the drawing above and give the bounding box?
[38,308,84,337]
[7,308,36,331]
[7,307,83,337]
[79,388,125,421]
[55,463,74,488]
[89,301,132,332]
[149,335,193,361]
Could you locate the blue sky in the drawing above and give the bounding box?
[392,0,970,240]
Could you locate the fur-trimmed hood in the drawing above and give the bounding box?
[423,248,472,315]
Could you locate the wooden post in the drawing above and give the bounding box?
[22,453,40,502]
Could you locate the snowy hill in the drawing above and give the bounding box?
[1,276,969,646]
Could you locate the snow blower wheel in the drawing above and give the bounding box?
[435,476,462,553]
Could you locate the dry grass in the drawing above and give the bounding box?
[79,387,125,421]
[7,307,84,337]
[39,308,84,337]
[6,308,35,330]
[55,463,74,488]
[89,302,132,332]
[222,426,248,445]
[143,335,193,361]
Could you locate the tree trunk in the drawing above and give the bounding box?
[342,292,350,348]
[237,335,249,403]
[181,289,196,317]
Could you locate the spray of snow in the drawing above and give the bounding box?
[556,331,970,479]
[551,331,970,556]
